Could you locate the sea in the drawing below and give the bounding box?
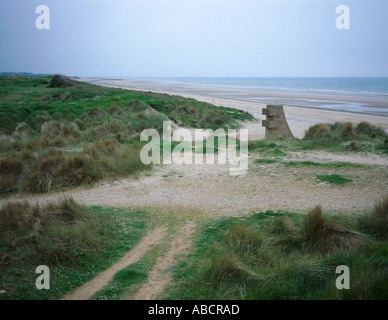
[148,77,388,94]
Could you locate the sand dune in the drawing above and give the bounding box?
[81,78,388,140]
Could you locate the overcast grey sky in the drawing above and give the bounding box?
[1,0,387,77]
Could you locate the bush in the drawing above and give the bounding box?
[48,74,76,88]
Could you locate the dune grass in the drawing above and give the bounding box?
[248,121,387,155]
[303,122,387,153]
[0,139,149,194]
[359,195,388,241]
[0,76,253,135]
[0,76,254,195]
[163,198,388,300]
[0,200,149,300]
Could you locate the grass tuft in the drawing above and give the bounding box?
[359,195,388,240]
[303,206,363,254]
[164,206,384,300]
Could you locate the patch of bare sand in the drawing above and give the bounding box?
[132,221,195,300]
[3,154,386,217]
[288,150,388,166]
[61,226,167,300]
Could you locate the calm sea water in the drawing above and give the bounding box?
[154,77,388,95]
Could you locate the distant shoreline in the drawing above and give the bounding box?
[80,77,388,139]
[83,77,388,117]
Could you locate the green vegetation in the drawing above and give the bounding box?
[248,121,387,155]
[253,158,362,169]
[0,199,149,300]
[303,122,387,153]
[359,195,388,241]
[254,158,278,164]
[163,201,388,300]
[92,243,165,300]
[262,149,287,157]
[284,161,362,168]
[48,74,76,88]
[0,76,253,195]
[316,174,352,186]
[0,76,252,135]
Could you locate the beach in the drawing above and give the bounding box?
[81,78,388,140]
[1,75,388,300]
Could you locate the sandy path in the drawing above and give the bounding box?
[132,221,195,300]
[61,226,166,300]
[2,150,387,216]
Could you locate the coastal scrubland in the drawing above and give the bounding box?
[0,76,387,300]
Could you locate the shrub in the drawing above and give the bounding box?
[48,74,76,88]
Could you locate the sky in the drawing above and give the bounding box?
[0,0,387,78]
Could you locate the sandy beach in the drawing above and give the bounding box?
[81,78,388,140]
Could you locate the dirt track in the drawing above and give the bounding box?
[61,226,167,300]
